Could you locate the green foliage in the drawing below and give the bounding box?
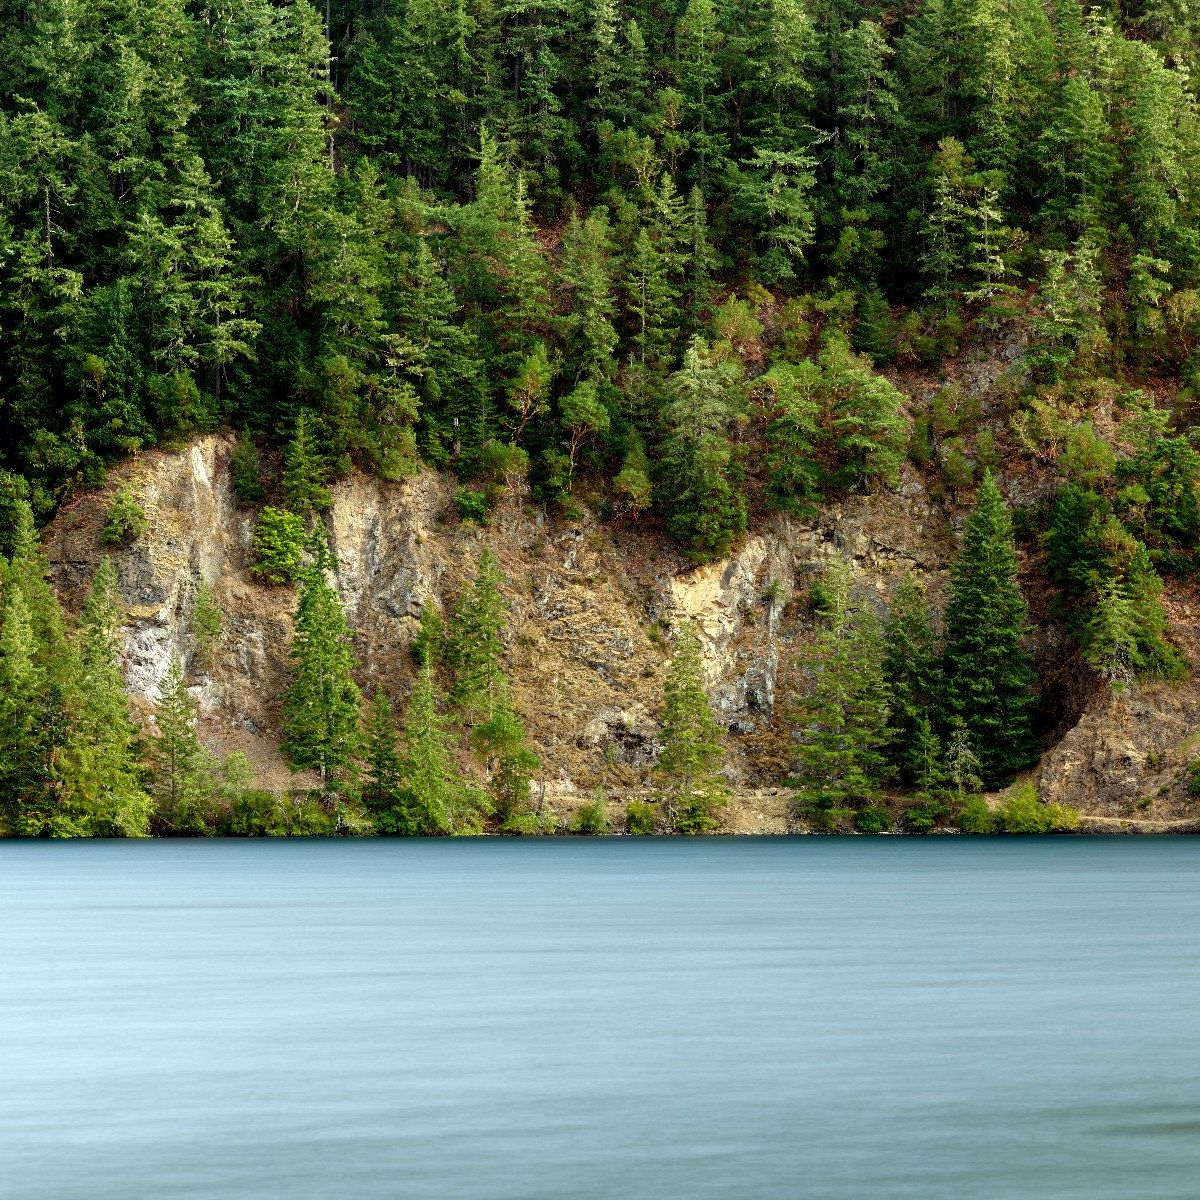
[251,507,307,584]
[396,665,490,835]
[792,561,891,830]
[223,790,341,837]
[230,437,265,506]
[52,560,154,837]
[941,472,1037,785]
[282,410,332,515]
[570,796,610,835]
[956,793,995,834]
[656,623,727,833]
[625,798,659,835]
[992,784,1080,833]
[447,548,506,719]
[455,487,489,524]
[151,653,220,835]
[101,488,148,546]
[191,578,222,668]
[281,533,362,797]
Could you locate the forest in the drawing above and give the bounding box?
[2,0,1200,833]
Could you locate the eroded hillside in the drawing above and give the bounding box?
[42,432,1200,832]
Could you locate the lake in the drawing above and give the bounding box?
[2,837,1199,1199]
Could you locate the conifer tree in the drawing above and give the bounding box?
[792,560,891,830]
[362,689,404,823]
[473,692,540,832]
[0,588,51,827]
[282,409,332,515]
[191,578,222,669]
[657,337,746,563]
[655,623,726,833]
[447,548,507,719]
[152,652,216,833]
[397,663,490,834]
[882,575,942,783]
[54,559,153,837]
[281,532,362,796]
[940,471,1036,784]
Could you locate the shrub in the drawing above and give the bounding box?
[230,436,265,505]
[222,790,339,836]
[956,794,995,834]
[904,793,951,833]
[1186,758,1200,796]
[992,784,1079,833]
[101,487,148,545]
[455,486,489,524]
[251,507,307,584]
[854,804,891,834]
[625,798,659,835]
[571,796,609,835]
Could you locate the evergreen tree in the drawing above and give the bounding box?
[447,548,507,719]
[792,560,891,830]
[191,578,222,669]
[281,532,362,796]
[152,652,216,833]
[282,409,331,515]
[362,689,404,823]
[54,559,153,837]
[882,575,942,783]
[394,662,490,834]
[657,337,747,563]
[655,623,726,833]
[940,471,1036,784]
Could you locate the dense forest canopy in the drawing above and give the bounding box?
[1,0,1199,544]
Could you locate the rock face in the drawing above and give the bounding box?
[41,435,1200,819]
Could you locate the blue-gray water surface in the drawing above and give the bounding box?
[2,836,1199,1199]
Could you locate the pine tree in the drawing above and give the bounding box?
[362,689,404,822]
[282,409,331,515]
[657,337,747,563]
[882,575,942,783]
[655,623,726,833]
[792,560,891,830]
[447,548,507,719]
[0,588,50,827]
[152,652,216,833]
[281,532,362,796]
[191,578,222,669]
[398,662,490,834]
[473,692,540,832]
[941,471,1036,784]
[54,559,153,837]
[944,722,984,795]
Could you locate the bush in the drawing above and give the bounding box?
[625,798,659,835]
[904,793,951,833]
[1187,759,1200,797]
[230,436,265,505]
[571,797,609,835]
[956,794,995,834]
[101,487,147,545]
[992,784,1079,833]
[222,790,339,836]
[251,507,307,584]
[455,486,489,524]
[673,791,725,834]
[854,804,891,835]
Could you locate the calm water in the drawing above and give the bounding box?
[2,837,1199,1199]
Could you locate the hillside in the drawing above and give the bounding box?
[4,0,1200,834]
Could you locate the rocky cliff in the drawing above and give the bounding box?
[42,434,1200,831]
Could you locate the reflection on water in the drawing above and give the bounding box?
[2,837,1199,1200]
